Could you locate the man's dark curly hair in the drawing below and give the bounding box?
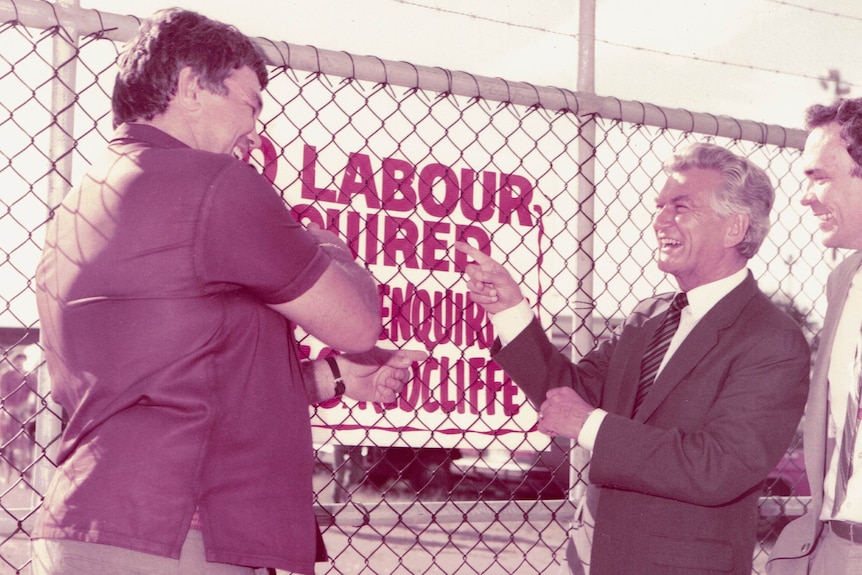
[805,98,862,178]
[112,8,269,128]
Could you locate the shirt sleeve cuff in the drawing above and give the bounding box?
[489,299,534,346]
[576,408,607,451]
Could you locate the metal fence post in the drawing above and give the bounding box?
[33,0,80,497]
[569,0,597,525]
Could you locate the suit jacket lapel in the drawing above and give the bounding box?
[633,273,758,422]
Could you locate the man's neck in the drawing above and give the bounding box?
[136,110,197,150]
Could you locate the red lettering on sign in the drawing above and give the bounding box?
[300,145,339,202]
[297,144,537,226]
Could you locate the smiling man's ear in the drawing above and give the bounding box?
[724,212,750,249]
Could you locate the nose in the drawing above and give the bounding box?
[799,182,816,207]
[247,131,262,152]
[233,131,262,161]
[652,205,671,229]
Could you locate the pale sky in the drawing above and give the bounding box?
[78,0,862,129]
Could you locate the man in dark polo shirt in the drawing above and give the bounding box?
[32,9,424,575]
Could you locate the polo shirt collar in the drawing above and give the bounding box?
[113,123,191,150]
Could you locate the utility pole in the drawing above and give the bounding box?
[819,69,851,98]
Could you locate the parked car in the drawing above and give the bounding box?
[764,442,809,497]
[759,432,809,540]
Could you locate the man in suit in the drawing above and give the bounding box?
[767,99,862,575]
[456,142,810,575]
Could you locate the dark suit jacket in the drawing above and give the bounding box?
[494,272,810,575]
[767,251,862,575]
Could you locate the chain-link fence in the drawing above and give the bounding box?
[0,1,834,573]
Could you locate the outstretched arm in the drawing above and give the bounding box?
[454,241,597,437]
[303,347,428,405]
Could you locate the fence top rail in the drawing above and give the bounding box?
[1,0,807,149]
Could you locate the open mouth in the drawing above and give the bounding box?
[812,211,834,230]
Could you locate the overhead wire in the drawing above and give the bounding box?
[391,0,861,90]
[763,0,862,23]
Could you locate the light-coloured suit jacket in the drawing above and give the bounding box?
[767,251,862,575]
[495,272,810,575]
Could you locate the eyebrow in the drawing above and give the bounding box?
[656,193,692,206]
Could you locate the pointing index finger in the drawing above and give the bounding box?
[453,240,490,264]
[397,349,429,364]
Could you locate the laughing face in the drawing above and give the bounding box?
[652,167,748,292]
[193,66,263,157]
[800,122,862,251]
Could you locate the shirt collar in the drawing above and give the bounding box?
[112,123,191,150]
[683,267,748,321]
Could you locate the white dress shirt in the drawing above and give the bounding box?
[820,266,862,522]
[491,268,748,450]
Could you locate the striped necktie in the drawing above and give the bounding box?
[633,292,688,415]
[832,333,862,516]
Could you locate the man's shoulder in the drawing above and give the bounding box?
[170,151,261,185]
[110,124,261,179]
[830,251,862,279]
[731,285,810,349]
[110,140,263,193]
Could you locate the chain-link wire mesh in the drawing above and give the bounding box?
[0,1,831,573]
